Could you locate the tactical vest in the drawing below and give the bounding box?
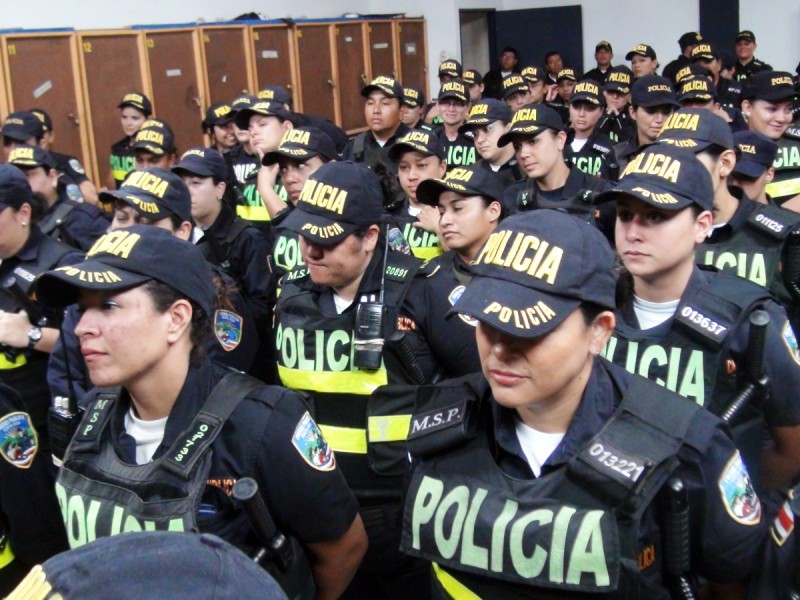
[273,229,303,273]
[38,199,78,242]
[767,128,800,205]
[351,131,385,169]
[199,217,253,273]
[393,209,443,261]
[402,373,707,599]
[515,175,607,223]
[109,147,135,189]
[275,251,422,498]
[696,202,800,306]
[235,171,287,222]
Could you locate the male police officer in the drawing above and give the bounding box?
[733,30,773,82]
[132,124,177,171]
[502,74,532,112]
[521,66,546,103]
[691,42,743,109]
[463,69,484,101]
[662,31,703,84]
[483,47,519,100]
[583,40,615,84]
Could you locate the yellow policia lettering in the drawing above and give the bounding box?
[474,231,564,283]
[411,476,611,586]
[503,75,525,89]
[10,147,34,160]
[621,152,681,183]
[213,105,232,118]
[512,108,538,124]
[87,230,141,259]
[135,129,165,145]
[574,82,599,95]
[123,171,169,198]
[56,266,123,285]
[298,179,348,214]
[484,301,556,329]
[301,222,344,238]
[182,149,206,159]
[771,76,793,86]
[661,112,700,133]
[402,130,433,144]
[282,129,311,145]
[446,168,475,183]
[700,250,767,286]
[470,104,489,116]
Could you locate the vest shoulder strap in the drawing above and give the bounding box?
[222,217,253,246]
[38,200,78,236]
[382,250,423,320]
[745,202,800,241]
[69,387,123,452]
[352,132,368,162]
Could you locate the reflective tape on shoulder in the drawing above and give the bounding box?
[277,366,387,395]
[766,177,800,198]
[235,204,271,221]
[411,246,444,261]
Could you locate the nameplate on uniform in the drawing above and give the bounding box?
[286,267,309,282]
[674,303,730,345]
[408,401,466,441]
[166,415,220,473]
[786,127,800,140]
[747,209,789,239]
[385,264,411,282]
[592,142,611,155]
[578,437,650,490]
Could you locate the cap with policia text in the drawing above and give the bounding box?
[463,69,483,86]
[262,126,338,166]
[657,107,733,151]
[596,143,714,211]
[258,85,292,106]
[497,103,565,147]
[569,80,604,106]
[521,66,542,84]
[736,30,756,43]
[625,43,657,61]
[0,164,34,211]
[231,93,258,113]
[596,40,613,52]
[117,92,152,116]
[202,102,235,128]
[742,71,797,102]
[30,108,53,133]
[438,79,469,103]
[603,66,633,94]
[99,167,193,225]
[280,161,385,246]
[361,75,404,99]
[234,100,293,129]
[691,43,718,62]
[675,63,711,84]
[556,68,577,83]
[402,85,426,108]
[502,74,529,99]
[438,59,463,79]
[140,117,173,134]
[448,210,616,339]
[678,32,703,50]
[631,75,680,107]
[36,224,215,318]
[415,165,505,206]
[387,128,447,162]
[172,146,230,180]
[459,99,513,133]
[2,111,45,142]
[6,532,288,600]
[733,130,779,178]
[8,144,56,170]
[132,125,176,156]
[678,76,718,104]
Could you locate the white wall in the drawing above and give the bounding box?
[738,0,800,72]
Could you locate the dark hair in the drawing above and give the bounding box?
[545,51,562,62]
[580,302,609,324]
[501,46,518,57]
[697,144,727,163]
[27,193,48,224]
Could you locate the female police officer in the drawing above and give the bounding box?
[400,209,767,598]
[34,225,367,600]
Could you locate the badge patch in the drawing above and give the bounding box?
[782,321,800,366]
[214,310,243,352]
[719,452,761,525]
[68,158,86,175]
[292,412,335,471]
[771,496,794,546]
[448,285,477,326]
[0,412,38,469]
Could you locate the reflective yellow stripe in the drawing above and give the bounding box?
[319,424,367,454]
[0,541,15,569]
[111,168,129,182]
[236,204,271,221]
[766,177,800,198]
[412,246,443,260]
[368,414,412,442]
[432,563,482,599]
[0,353,27,370]
[278,366,387,395]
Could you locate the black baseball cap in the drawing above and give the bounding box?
[140,117,173,133]
[502,74,529,99]
[172,146,229,180]
[2,111,44,142]
[733,130,779,177]
[117,92,152,116]
[690,43,718,63]
[387,128,447,162]
[99,167,193,225]
[8,144,56,170]
[438,59,463,79]
[0,164,34,211]
[132,125,176,156]
[280,161,385,246]
[497,103,565,147]
[257,85,292,106]
[361,75,403,99]
[596,143,714,211]
[459,99,513,133]
[656,107,733,152]
[678,32,703,50]
[675,63,711,84]
[596,40,613,52]
[402,85,426,108]
[569,80,604,106]
[30,108,53,133]
[521,66,542,84]
[234,100,293,129]
[603,66,633,94]
[556,68,577,83]
[438,79,469,103]
[202,102,234,128]
[448,210,616,339]
[230,93,258,112]
[7,533,288,600]
[625,44,657,61]
[416,165,505,206]
[742,71,796,102]
[736,30,756,43]
[262,126,338,165]
[631,75,679,107]
[677,76,718,104]
[463,69,483,86]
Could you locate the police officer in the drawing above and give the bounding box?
[400,165,504,378]
[109,92,151,189]
[596,66,636,143]
[8,145,108,252]
[132,124,177,171]
[275,162,432,599]
[400,86,430,131]
[459,99,524,186]
[2,112,44,161]
[521,66,546,103]
[463,69,484,101]
[733,30,773,82]
[626,43,659,79]
[434,79,477,169]
[202,102,236,155]
[690,42,743,109]
[35,225,368,599]
[662,31,703,84]
[598,143,800,491]
[566,80,614,178]
[582,40,615,85]
[400,209,767,598]
[482,47,518,100]
[731,130,780,205]
[548,68,576,123]
[424,60,463,125]
[226,93,261,191]
[502,74,533,112]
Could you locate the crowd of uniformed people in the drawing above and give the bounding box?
[1,23,800,599]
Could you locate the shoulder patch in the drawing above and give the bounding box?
[214,309,243,352]
[66,183,83,202]
[782,321,800,366]
[448,285,478,327]
[719,451,761,525]
[292,412,335,471]
[0,411,38,469]
[68,158,86,175]
[770,492,795,546]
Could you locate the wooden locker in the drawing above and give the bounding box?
[396,19,428,96]
[334,22,368,133]
[199,24,254,104]
[144,28,205,153]
[1,32,91,177]
[78,30,149,186]
[250,23,296,101]
[294,23,337,124]
[367,21,396,80]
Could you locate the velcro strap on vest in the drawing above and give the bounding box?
[319,424,367,454]
[432,562,481,600]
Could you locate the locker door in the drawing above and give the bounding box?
[1,33,89,172]
[251,25,296,99]
[397,20,428,94]
[295,24,337,123]
[78,31,148,186]
[367,21,396,79]
[144,29,205,152]
[335,23,368,132]
[200,25,254,103]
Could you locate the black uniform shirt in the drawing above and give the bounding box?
[474,156,525,187]
[734,58,773,82]
[434,127,477,168]
[109,136,136,189]
[342,124,411,172]
[225,143,260,186]
[50,151,89,186]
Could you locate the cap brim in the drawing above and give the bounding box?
[595,186,693,210]
[603,84,631,94]
[361,85,400,99]
[497,127,545,147]
[679,93,715,103]
[98,189,168,219]
[748,89,797,102]
[657,137,713,152]
[133,142,166,155]
[732,160,767,178]
[569,94,602,106]
[637,98,681,108]
[2,130,32,142]
[446,276,578,339]
[171,160,217,178]
[387,141,439,162]
[438,92,468,103]
[280,206,358,247]
[262,146,319,166]
[36,262,151,308]
[415,177,494,207]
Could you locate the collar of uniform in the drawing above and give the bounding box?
[205,202,237,241]
[369,122,411,147]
